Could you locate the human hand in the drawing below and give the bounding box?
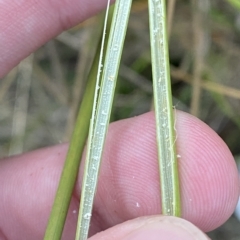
[0,1,239,240]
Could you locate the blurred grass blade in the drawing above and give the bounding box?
[43,16,107,240]
[9,54,33,155]
[148,0,181,216]
[75,0,133,239]
[226,0,240,10]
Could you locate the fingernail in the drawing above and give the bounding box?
[123,216,210,240]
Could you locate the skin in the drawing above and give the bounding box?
[0,1,239,239]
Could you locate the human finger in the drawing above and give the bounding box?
[0,111,238,240]
[0,0,114,77]
[89,215,210,240]
[81,111,238,236]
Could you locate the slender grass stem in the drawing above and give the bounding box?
[148,0,181,216]
[190,0,209,117]
[75,0,133,239]
[43,17,106,240]
[75,3,111,239]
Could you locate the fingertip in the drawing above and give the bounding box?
[89,111,239,233]
[175,111,239,231]
[90,216,210,240]
[1,0,116,77]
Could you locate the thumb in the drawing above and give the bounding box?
[89,215,210,240]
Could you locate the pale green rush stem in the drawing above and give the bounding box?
[44,15,107,240]
[75,0,133,239]
[148,0,181,216]
[75,1,111,238]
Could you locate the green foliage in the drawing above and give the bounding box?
[227,0,240,10]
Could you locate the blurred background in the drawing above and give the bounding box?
[0,0,240,238]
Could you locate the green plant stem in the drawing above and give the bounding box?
[75,0,133,239]
[43,20,105,240]
[148,0,181,216]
